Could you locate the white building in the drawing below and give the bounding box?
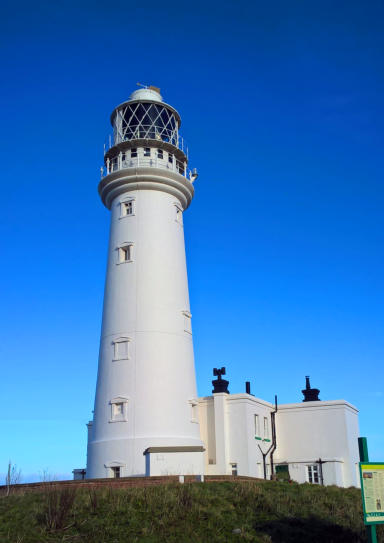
[198,373,360,487]
[77,87,360,487]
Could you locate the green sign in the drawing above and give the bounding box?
[359,462,384,525]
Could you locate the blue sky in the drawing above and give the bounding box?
[1,0,383,481]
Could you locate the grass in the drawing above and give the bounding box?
[0,480,383,542]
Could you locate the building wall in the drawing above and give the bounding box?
[198,394,359,488]
[145,451,204,476]
[198,393,274,478]
[270,400,359,487]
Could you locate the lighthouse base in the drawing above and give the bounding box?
[144,446,205,477]
[86,436,204,479]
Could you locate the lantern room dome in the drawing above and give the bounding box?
[129,88,163,103]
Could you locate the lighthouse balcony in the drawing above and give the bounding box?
[107,131,188,156]
[101,148,191,180]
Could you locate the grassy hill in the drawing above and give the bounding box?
[1,479,383,542]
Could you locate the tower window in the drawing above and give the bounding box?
[121,152,126,162]
[113,402,124,417]
[307,465,320,484]
[175,204,183,225]
[176,160,185,175]
[157,149,163,159]
[121,200,134,217]
[111,466,121,478]
[182,311,192,334]
[117,244,133,263]
[110,396,129,422]
[168,153,173,164]
[112,336,131,361]
[131,148,137,158]
[144,147,151,157]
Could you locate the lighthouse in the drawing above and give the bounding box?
[73,86,362,486]
[86,86,204,479]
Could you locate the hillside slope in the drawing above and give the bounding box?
[1,480,383,542]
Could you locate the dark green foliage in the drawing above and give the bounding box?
[0,480,383,542]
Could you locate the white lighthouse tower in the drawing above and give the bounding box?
[86,86,204,479]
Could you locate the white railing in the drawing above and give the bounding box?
[104,132,188,157]
[100,155,192,180]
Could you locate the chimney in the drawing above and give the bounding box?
[302,375,320,402]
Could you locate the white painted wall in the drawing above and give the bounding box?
[198,394,359,487]
[199,393,274,478]
[145,451,204,476]
[273,400,359,486]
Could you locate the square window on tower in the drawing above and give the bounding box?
[144,147,151,157]
[157,149,163,159]
[117,244,133,264]
[109,397,129,422]
[113,403,124,417]
[120,199,134,218]
[111,466,121,478]
[112,337,131,361]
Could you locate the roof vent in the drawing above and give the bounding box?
[212,367,230,394]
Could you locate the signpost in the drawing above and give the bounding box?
[358,437,380,543]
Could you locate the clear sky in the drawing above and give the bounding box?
[1,0,383,481]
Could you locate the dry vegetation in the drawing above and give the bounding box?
[1,480,383,542]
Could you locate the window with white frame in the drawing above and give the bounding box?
[111,466,121,478]
[131,148,137,158]
[263,417,269,439]
[144,147,151,157]
[182,311,192,334]
[120,199,134,218]
[117,243,133,263]
[307,464,320,484]
[112,336,131,361]
[110,397,128,422]
[105,462,125,478]
[168,153,173,164]
[157,149,163,159]
[254,414,260,437]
